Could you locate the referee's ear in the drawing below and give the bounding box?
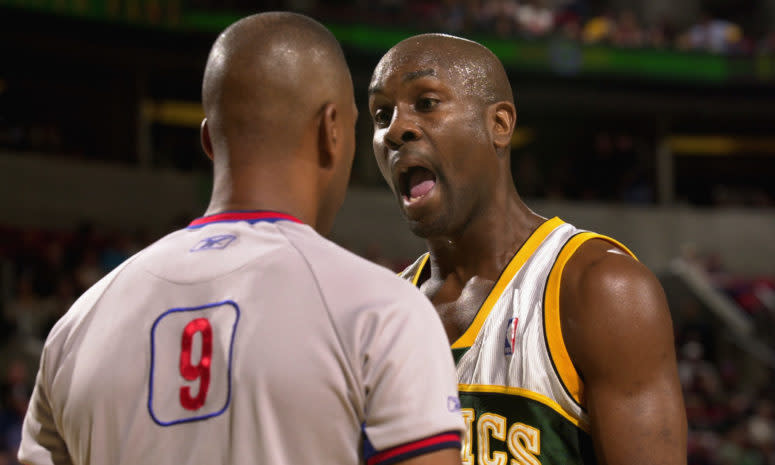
[318,102,338,170]
[200,118,214,161]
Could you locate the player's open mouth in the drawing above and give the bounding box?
[399,166,437,205]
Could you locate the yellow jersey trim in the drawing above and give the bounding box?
[458,383,590,432]
[410,253,430,286]
[450,217,565,349]
[544,232,637,407]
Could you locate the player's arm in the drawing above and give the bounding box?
[561,240,687,465]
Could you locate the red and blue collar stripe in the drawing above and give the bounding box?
[187,210,303,229]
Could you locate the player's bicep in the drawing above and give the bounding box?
[585,360,685,465]
[564,256,687,465]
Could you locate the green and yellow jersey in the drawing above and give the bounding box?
[400,217,636,465]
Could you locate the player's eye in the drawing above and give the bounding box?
[416,97,439,111]
[373,107,393,127]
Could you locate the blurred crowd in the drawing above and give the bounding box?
[369,0,751,55]
[703,256,775,331]
[248,0,775,56]
[515,131,658,204]
[0,223,149,463]
[3,1,774,210]
[1,223,774,463]
[674,250,775,465]
[677,308,775,465]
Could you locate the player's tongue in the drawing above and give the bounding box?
[408,168,436,199]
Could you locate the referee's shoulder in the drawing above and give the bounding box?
[281,225,427,305]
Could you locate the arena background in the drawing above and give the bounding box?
[1,1,774,464]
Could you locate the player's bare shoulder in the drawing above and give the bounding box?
[559,237,674,376]
[561,238,666,322]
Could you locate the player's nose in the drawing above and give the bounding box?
[384,108,421,151]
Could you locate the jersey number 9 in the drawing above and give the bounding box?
[149,300,239,426]
[179,318,213,410]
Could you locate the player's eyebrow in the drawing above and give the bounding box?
[368,84,382,96]
[368,68,437,96]
[402,68,436,82]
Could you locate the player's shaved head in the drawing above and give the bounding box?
[202,12,352,160]
[370,33,513,106]
[369,33,519,238]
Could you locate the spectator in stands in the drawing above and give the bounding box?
[760,31,775,54]
[483,0,523,37]
[611,10,643,48]
[554,5,582,40]
[45,274,77,335]
[4,276,50,363]
[647,16,677,49]
[373,0,406,23]
[99,231,133,272]
[31,241,65,299]
[0,360,30,464]
[73,248,103,292]
[678,13,743,54]
[515,0,554,37]
[554,0,587,19]
[434,0,467,33]
[582,9,615,44]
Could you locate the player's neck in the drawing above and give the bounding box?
[425,196,543,284]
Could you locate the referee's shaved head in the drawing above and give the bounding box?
[202,12,352,161]
[199,12,357,235]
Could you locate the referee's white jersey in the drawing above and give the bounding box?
[19,211,464,465]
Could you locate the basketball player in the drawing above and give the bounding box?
[18,15,464,465]
[368,34,687,465]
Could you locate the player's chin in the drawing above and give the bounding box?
[405,211,447,239]
[401,198,442,234]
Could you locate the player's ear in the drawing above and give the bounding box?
[200,118,214,161]
[488,101,517,152]
[318,102,338,170]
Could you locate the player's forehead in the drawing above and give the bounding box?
[370,42,460,93]
[370,40,491,103]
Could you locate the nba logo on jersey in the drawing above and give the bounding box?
[504,317,518,356]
